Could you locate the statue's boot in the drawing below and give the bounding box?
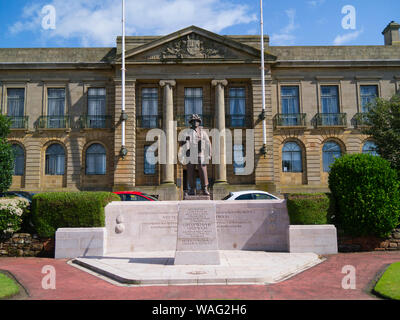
[202,185,210,196]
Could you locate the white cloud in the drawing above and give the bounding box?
[333,29,363,45]
[270,9,298,45]
[307,0,325,7]
[8,0,257,47]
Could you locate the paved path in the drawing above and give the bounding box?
[0,252,399,300]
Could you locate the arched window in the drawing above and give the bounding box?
[12,144,24,176]
[323,141,342,172]
[362,141,379,156]
[86,144,106,175]
[45,144,65,175]
[282,142,302,172]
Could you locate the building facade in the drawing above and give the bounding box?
[1,23,400,199]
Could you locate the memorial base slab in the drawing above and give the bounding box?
[174,250,220,265]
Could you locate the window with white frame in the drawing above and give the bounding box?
[282,142,302,172]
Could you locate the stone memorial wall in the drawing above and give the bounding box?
[105,200,290,254]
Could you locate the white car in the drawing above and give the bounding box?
[222,190,280,201]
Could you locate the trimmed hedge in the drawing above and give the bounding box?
[329,153,400,238]
[286,193,332,225]
[32,192,120,238]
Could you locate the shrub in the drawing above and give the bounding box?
[0,198,30,235]
[32,192,120,238]
[0,115,13,193]
[328,153,400,238]
[286,193,332,225]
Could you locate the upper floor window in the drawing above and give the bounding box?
[47,88,66,128]
[185,88,203,117]
[323,141,342,172]
[233,144,245,175]
[360,85,378,113]
[141,88,158,128]
[282,142,302,172]
[86,143,106,175]
[144,145,156,175]
[362,141,379,156]
[7,89,25,117]
[45,143,65,175]
[12,144,24,176]
[229,88,246,127]
[281,86,300,125]
[88,88,106,116]
[321,86,339,114]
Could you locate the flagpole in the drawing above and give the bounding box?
[260,0,267,158]
[120,0,127,158]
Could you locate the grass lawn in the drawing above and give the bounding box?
[0,273,20,299]
[374,262,400,300]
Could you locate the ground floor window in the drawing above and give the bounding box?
[86,143,106,175]
[282,142,302,172]
[144,145,156,175]
[45,143,65,175]
[362,141,379,156]
[323,141,342,172]
[12,144,24,176]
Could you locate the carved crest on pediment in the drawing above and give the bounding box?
[159,34,221,60]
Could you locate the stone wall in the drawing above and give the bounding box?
[338,228,400,252]
[0,233,54,257]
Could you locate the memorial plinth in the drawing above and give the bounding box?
[174,201,220,265]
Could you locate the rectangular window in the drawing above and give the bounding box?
[281,86,299,125]
[321,86,339,125]
[141,88,158,128]
[47,88,66,128]
[88,88,106,128]
[360,85,378,113]
[229,87,246,127]
[233,144,245,175]
[184,88,203,124]
[7,88,25,117]
[7,88,25,129]
[144,145,156,175]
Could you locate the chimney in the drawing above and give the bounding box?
[382,21,400,46]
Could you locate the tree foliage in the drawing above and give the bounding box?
[0,115,13,193]
[364,95,400,173]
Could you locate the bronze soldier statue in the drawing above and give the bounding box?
[184,114,211,196]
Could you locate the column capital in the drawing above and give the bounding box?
[211,79,228,87]
[159,80,176,88]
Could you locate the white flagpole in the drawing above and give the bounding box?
[260,0,267,156]
[121,0,126,155]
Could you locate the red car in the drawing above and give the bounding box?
[113,191,158,201]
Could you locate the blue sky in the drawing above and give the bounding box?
[0,0,399,48]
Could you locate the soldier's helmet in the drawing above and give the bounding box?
[188,114,202,125]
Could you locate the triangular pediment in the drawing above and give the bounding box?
[118,26,276,63]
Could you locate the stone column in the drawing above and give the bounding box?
[160,80,176,184]
[212,79,228,183]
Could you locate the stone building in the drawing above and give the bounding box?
[1,22,400,200]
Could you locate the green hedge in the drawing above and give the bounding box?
[32,192,120,238]
[329,153,400,238]
[286,193,332,225]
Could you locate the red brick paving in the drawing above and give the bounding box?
[0,252,399,300]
